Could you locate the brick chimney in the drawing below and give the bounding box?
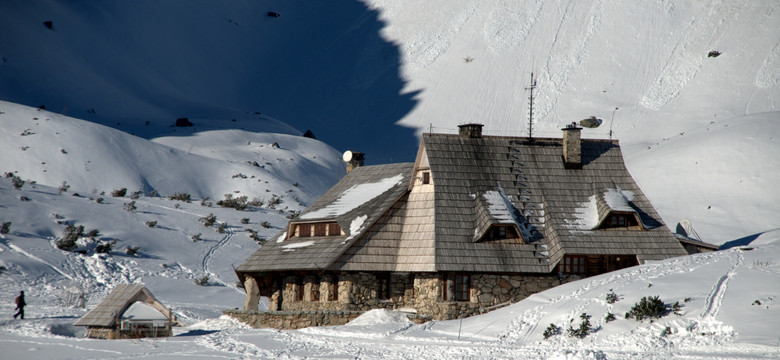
[346,152,364,173]
[562,122,582,169]
[458,123,483,138]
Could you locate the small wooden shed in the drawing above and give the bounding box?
[74,284,173,339]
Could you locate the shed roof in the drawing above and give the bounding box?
[73,284,168,327]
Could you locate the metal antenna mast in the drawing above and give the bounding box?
[525,72,537,139]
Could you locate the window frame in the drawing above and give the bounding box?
[561,255,587,274]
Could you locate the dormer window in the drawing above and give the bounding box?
[293,222,342,238]
[599,213,639,229]
[422,171,430,184]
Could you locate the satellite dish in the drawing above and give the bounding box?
[579,116,603,128]
[342,150,353,162]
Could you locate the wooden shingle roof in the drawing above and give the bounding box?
[236,132,687,276]
[73,284,164,327]
[236,163,413,272]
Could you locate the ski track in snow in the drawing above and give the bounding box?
[700,249,742,320]
[640,0,739,110]
[537,0,602,121]
[202,222,233,286]
[498,251,725,344]
[4,242,75,281]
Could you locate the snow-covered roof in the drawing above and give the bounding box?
[121,301,168,321]
[74,284,170,327]
[237,133,687,275]
[237,163,413,272]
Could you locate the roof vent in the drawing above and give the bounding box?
[458,123,483,138]
[562,122,582,169]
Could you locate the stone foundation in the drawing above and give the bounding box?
[245,271,562,323]
[223,309,431,330]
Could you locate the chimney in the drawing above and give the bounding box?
[458,123,483,139]
[561,122,582,169]
[346,152,364,173]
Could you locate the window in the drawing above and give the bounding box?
[328,223,341,236]
[377,274,391,300]
[328,277,339,301]
[310,277,320,302]
[295,222,342,237]
[422,171,430,184]
[493,226,507,239]
[601,213,639,229]
[562,256,587,274]
[610,215,626,227]
[443,273,470,302]
[454,274,470,302]
[298,224,311,237]
[295,278,304,301]
[313,223,327,236]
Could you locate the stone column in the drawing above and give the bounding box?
[243,276,260,311]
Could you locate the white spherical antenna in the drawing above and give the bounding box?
[342,150,353,162]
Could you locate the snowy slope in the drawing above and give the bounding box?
[0,101,341,204]
[1,0,780,358]
[2,0,778,244]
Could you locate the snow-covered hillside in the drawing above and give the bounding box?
[2,0,778,242]
[1,0,779,358]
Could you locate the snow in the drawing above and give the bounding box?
[280,241,315,251]
[567,196,600,231]
[345,309,412,327]
[343,215,369,244]
[603,188,635,212]
[121,301,167,320]
[0,0,779,358]
[300,174,404,219]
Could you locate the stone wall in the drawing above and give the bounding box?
[249,271,562,323]
[224,309,431,330]
[86,327,116,339]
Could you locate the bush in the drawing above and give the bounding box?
[195,275,209,286]
[708,50,721,58]
[543,324,561,339]
[568,313,593,338]
[145,221,157,228]
[12,175,24,189]
[96,197,104,204]
[247,229,266,245]
[123,200,136,212]
[661,326,672,337]
[57,224,84,251]
[58,181,70,194]
[0,222,10,234]
[126,246,140,256]
[95,240,116,254]
[217,223,227,233]
[606,289,618,304]
[625,296,670,321]
[267,195,282,209]
[240,218,250,224]
[111,188,127,197]
[201,197,211,207]
[169,193,192,202]
[604,312,616,322]
[191,233,202,242]
[216,194,249,210]
[200,213,217,227]
[86,229,100,238]
[130,190,143,199]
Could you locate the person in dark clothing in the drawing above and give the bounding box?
[13,291,25,319]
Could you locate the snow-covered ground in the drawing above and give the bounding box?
[1,0,779,358]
